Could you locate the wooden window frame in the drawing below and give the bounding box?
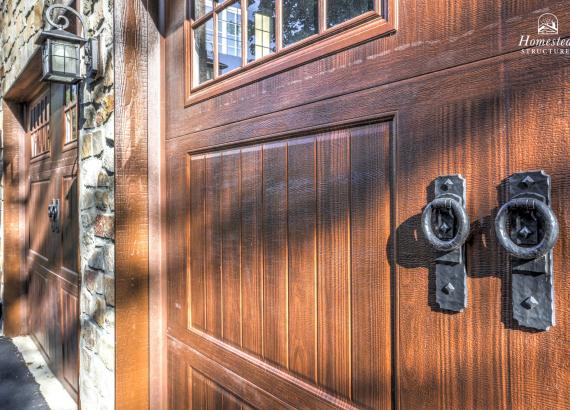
[184,0,396,106]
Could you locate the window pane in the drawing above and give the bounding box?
[53,42,65,56]
[194,0,214,19]
[64,57,79,75]
[327,0,374,27]
[217,2,242,76]
[193,18,214,86]
[53,55,65,72]
[247,0,276,62]
[282,0,318,47]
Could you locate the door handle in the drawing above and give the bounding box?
[422,196,470,252]
[48,198,60,233]
[421,175,469,312]
[495,197,558,260]
[495,171,557,330]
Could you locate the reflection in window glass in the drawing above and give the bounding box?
[247,0,276,62]
[282,0,318,47]
[218,2,242,75]
[65,84,78,143]
[193,18,214,86]
[327,0,374,28]
[194,0,214,20]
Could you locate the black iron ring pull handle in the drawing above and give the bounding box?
[495,197,559,260]
[421,197,470,252]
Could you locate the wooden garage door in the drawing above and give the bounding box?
[26,83,80,401]
[163,0,570,408]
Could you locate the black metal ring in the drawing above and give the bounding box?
[421,197,470,252]
[495,197,559,260]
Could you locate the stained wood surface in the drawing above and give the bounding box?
[173,124,392,408]
[2,100,26,337]
[11,82,82,401]
[114,0,150,408]
[161,0,570,408]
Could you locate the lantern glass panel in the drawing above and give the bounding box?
[53,55,65,72]
[53,42,66,56]
[49,40,80,77]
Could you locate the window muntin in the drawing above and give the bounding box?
[29,93,50,158]
[190,0,382,89]
[64,84,79,144]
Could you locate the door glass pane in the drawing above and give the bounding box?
[193,17,214,86]
[217,2,242,75]
[282,0,318,47]
[247,0,276,62]
[194,0,214,19]
[327,0,374,28]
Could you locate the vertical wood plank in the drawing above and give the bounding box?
[262,142,288,367]
[2,101,26,336]
[221,150,242,345]
[316,130,351,397]
[350,124,392,408]
[240,147,264,355]
[169,349,188,410]
[190,368,207,409]
[189,155,206,330]
[204,153,223,337]
[287,137,317,382]
[168,155,188,327]
[115,0,149,407]
[204,372,224,409]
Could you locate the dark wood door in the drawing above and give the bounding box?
[27,83,80,401]
[163,0,570,408]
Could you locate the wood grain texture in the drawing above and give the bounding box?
[287,137,317,382]
[221,150,242,345]
[177,124,393,407]
[240,146,264,356]
[262,142,289,368]
[204,153,223,337]
[166,1,570,140]
[162,0,570,408]
[189,155,206,330]
[316,129,351,398]
[148,0,167,407]
[350,123,392,408]
[114,0,150,407]
[505,59,570,410]
[2,100,26,337]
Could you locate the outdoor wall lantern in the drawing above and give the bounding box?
[36,4,99,84]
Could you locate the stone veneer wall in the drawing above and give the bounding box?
[0,0,115,408]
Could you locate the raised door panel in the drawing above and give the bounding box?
[60,286,79,394]
[177,121,392,408]
[29,271,50,357]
